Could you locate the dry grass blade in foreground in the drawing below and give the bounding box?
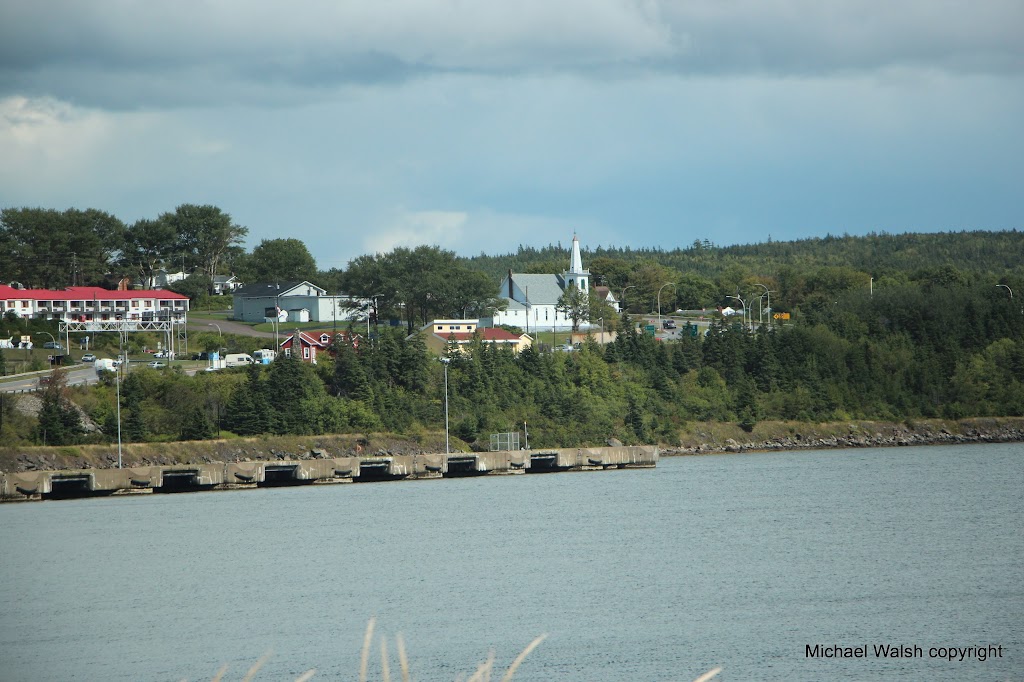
[204,622,720,681]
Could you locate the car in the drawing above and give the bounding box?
[43,341,63,350]
[153,350,168,358]
[192,352,210,361]
[662,320,677,329]
[81,353,96,363]
[147,361,166,369]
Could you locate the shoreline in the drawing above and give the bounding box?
[661,417,1024,456]
[1,417,1022,474]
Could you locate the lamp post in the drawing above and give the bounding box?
[727,295,748,330]
[208,323,222,340]
[439,357,451,454]
[996,284,1013,299]
[597,317,604,344]
[115,365,122,469]
[753,284,772,327]
[37,332,58,365]
[620,285,636,313]
[115,318,126,469]
[657,283,676,331]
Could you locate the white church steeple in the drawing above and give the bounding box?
[562,234,590,293]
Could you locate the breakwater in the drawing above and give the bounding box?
[0,445,658,502]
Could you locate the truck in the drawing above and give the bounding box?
[224,353,256,368]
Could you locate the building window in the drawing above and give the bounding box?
[131,300,139,308]
[303,346,310,359]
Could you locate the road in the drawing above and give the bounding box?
[0,365,99,393]
[187,318,275,338]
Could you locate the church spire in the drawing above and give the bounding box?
[562,234,590,293]
[569,234,585,274]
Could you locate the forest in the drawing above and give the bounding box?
[1,204,1022,450]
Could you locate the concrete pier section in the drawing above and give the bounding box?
[0,445,657,502]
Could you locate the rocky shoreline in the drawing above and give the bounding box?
[662,417,1024,456]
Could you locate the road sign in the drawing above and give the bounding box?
[773,312,791,320]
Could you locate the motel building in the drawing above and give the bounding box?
[1,284,190,323]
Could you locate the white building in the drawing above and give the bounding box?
[231,280,364,324]
[484,235,615,332]
[1,284,189,322]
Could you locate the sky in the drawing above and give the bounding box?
[1,1,1022,271]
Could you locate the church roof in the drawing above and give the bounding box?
[509,273,565,305]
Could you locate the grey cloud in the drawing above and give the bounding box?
[1,0,1021,109]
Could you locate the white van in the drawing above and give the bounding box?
[224,353,256,367]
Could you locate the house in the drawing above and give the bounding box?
[413,319,533,355]
[483,235,616,332]
[151,269,187,289]
[213,275,242,295]
[231,281,363,324]
[279,330,359,364]
[1,284,189,322]
[593,285,620,311]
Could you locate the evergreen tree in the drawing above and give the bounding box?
[179,403,214,441]
[224,365,271,435]
[266,355,327,434]
[331,338,372,402]
[34,369,81,446]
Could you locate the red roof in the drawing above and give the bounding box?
[281,330,359,349]
[0,285,188,300]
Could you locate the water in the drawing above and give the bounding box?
[1,444,1021,681]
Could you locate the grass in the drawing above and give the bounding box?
[205,619,720,681]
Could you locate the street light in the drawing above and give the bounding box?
[439,357,451,454]
[36,332,58,365]
[620,285,636,313]
[657,283,676,331]
[996,284,1013,299]
[753,284,772,326]
[726,295,748,330]
[597,317,604,344]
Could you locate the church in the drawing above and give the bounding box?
[483,235,618,333]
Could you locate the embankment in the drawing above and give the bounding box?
[664,417,1024,456]
[1,417,1022,474]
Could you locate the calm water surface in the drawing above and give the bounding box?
[1,444,1021,681]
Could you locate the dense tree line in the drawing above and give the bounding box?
[465,231,1024,315]
[4,276,1022,449]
